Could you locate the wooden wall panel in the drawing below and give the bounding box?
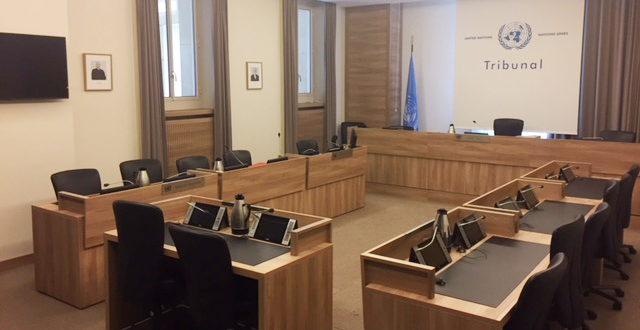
[366,154,429,189]
[166,115,214,176]
[298,109,325,151]
[345,5,402,127]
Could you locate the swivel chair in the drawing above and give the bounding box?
[176,156,210,173]
[340,121,366,145]
[620,165,640,259]
[223,150,252,168]
[119,158,164,184]
[493,118,524,136]
[51,168,102,200]
[600,130,636,143]
[296,139,320,155]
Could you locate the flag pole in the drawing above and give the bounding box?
[411,34,414,53]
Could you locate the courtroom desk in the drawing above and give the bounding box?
[105,195,333,330]
[192,147,367,218]
[356,128,640,215]
[522,160,615,200]
[31,174,219,308]
[361,208,550,330]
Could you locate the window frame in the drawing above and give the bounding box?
[298,6,313,97]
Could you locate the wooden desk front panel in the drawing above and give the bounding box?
[220,158,307,203]
[307,147,368,188]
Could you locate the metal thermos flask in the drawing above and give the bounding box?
[448,124,456,134]
[213,158,224,171]
[436,208,451,251]
[135,168,150,187]
[231,194,251,235]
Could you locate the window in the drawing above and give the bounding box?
[298,8,312,94]
[159,0,197,99]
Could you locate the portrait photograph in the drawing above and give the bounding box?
[246,62,263,90]
[83,53,112,91]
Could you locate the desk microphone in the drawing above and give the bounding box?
[460,215,486,225]
[165,172,193,180]
[225,146,247,167]
[495,198,520,209]
[519,185,544,193]
[103,180,134,187]
[472,120,490,132]
[187,202,215,217]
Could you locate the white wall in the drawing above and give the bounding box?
[0,0,140,262]
[228,0,284,162]
[401,0,457,133]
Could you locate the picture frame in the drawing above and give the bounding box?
[246,62,263,90]
[83,53,112,91]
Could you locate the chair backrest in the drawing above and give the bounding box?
[550,215,585,328]
[176,156,210,173]
[581,202,609,287]
[599,130,636,143]
[119,159,164,184]
[168,224,235,330]
[112,201,166,306]
[493,118,524,136]
[599,180,620,262]
[51,168,102,200]
[621,164,640,229]
[617,173,634,233]
[296,139,320,155]
[340,121,366,145]
[223,150,252,167]
[504,253,568,330]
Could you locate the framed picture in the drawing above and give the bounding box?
[83,53,112,91]
[246,62,263,90]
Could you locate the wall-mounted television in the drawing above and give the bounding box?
[0,32,69,100]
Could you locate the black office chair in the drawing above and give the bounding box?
[581,203,611,319]
[493,118,524,136]
[600,130,636,143]
[119,158,164,185]
[176,156,210,173]
[223,150,252,168]
[169,224,257,330]
[503,253,568,330]
[296,139,320,155]
[620,164,640,259]
[599,179,630,280]
[340,121,366,145]
[550,215,586,330]
[50,168,102,199]
[113,201,180,330]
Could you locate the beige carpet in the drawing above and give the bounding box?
[1,192,639,329]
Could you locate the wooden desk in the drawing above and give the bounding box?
[31,174,218,308]
[358,128,640,215]
[105,195,333,330]
[361,207,549,330]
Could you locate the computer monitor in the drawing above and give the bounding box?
[559,164,576,183]
[517,184,540,209]
[248,213,298,246]
[495,196,520,211]
[184,202,228,231]
[409,232,452,271]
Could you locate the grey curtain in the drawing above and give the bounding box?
[213,0,233,158]
[136,0,169,172]
[580,0,640,140]
[283,0,299,153]
[324,3,337,146]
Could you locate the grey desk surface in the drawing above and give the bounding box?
[163,224,290,266]
[520,200,594,234]
[565,177,610,200]
[436,236,549,307]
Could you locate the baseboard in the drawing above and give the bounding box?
[0,254,34,272]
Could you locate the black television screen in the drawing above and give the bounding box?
[0,33,69,100]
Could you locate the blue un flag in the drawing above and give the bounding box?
[403,54,419,131]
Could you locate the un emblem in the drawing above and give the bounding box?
[498,22,532,50]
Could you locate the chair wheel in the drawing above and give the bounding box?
[615,288,625,297]
[630,247,637,255]
[586,309,598,320]
[613,302,622,311]
[621,273,630,280]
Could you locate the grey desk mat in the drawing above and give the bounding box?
[164,224,289,266]
[520,201,594,235]
[436,236,549,307]
[565,177,610,200]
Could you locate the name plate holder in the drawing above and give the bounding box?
[331,148,354,160]
[455,134,490,143]
[162,176,206,195]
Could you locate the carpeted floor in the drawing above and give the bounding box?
[1,192,639,329]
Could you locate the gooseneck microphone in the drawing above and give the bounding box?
[165,172,191,180]
[187,202,215,217]
[519,185,544,193]
[225,145,246,166]
[104,180,134,187]
[472,120,490,131]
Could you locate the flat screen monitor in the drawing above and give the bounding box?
[249,213,298,246]
[495,196,520,211]
[185,202,228,231]
[0,33,69,100]
[517,184,540,209]
[409,232,452,271]
[559,164,576,183]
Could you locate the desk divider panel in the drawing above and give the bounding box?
[521,160,592,181]
[464,178,565,214]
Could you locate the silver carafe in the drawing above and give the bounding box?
[135,168,150,187]
[448,124,456,134]
[213,158,224,171]
[435,208,451,251]
[231,194,251,235]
